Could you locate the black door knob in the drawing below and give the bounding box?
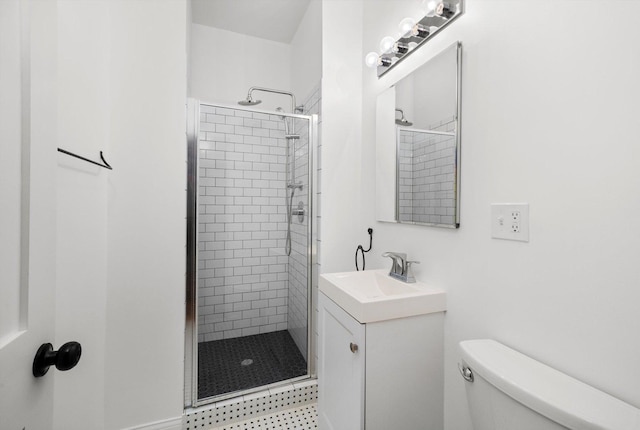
[33,341,82,377]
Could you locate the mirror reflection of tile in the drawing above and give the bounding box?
[398,116,456,225]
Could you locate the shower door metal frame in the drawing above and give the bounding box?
[184,99,318,409]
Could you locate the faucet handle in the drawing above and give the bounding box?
[382,252,405,277]
[404,260,420,283]
[382,252,407,261]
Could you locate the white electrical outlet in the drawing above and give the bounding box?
[491,203,529,242]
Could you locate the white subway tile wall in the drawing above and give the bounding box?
[196,85,321,368]
[398,129,413,222]
[198,106,292,342]
[398,116,456,225]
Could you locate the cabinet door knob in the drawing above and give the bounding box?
[349,342,359,353]
[33,341,82,377]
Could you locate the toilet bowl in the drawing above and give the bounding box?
[459,339,640,430]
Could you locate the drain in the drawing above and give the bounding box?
[240,358,253,366]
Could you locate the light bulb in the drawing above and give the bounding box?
[379,36,396,54]
[422,0,439,17]
[398,17,416,35]
[365,52,380,68]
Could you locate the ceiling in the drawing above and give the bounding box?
[191,0,312,44]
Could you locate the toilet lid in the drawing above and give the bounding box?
[460,339,640,430]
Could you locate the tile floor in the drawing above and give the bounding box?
[198,330,307,399]
[184,380,317,430]
[210,404,317,430]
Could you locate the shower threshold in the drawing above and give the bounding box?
[198,330,307,400]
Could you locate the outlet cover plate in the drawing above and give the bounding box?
[491,203,529,242]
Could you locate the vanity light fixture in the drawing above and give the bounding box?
[365,0,464,77]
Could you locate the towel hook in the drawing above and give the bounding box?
[57,148,113,170]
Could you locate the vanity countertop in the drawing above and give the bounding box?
[319,269,446,323]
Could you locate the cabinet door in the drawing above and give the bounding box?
[318,293,366,430]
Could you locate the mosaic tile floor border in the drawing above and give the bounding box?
[210,404,317,430]
[184,380,317,429]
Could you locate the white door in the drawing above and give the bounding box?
[0,1,58,428]
[318,293,366,430]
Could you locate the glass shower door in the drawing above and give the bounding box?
[185,100,317,407]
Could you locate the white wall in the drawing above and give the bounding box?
[190,24,292,111]
[104,1,186,428]
[319,0,364,274]
[290,0,322,103]
[53,1,187,429]
[357,1,640,429]
[190,2,322,111]
[55,2,109,427]
[410,43,457,129]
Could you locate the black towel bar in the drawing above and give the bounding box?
[57,148,112,170]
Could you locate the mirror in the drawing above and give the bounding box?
[376,41,461,228]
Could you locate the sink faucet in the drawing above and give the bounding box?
[382,252,420,283]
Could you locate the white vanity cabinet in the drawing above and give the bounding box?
[318,284,445,430]
[318,292,366,429]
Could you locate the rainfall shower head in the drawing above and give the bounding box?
[395,108,413,126]
[238,95,262,106]
[239,87,296,113]
[395,118,413,126]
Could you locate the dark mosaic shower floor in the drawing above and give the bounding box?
[198,330,307,399]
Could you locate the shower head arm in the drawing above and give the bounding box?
[247,86,296,113]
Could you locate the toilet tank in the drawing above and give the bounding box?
[459,340,640,430]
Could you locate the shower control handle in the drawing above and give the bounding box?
[350,342,359,353]
[292,201,305,223]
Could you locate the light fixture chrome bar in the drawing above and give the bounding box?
[372,0,464,78]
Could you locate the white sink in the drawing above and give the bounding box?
[319,269,446,323]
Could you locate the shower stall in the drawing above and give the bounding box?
[184,95,317,407]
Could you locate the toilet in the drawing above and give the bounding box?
[459,339,640,430]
